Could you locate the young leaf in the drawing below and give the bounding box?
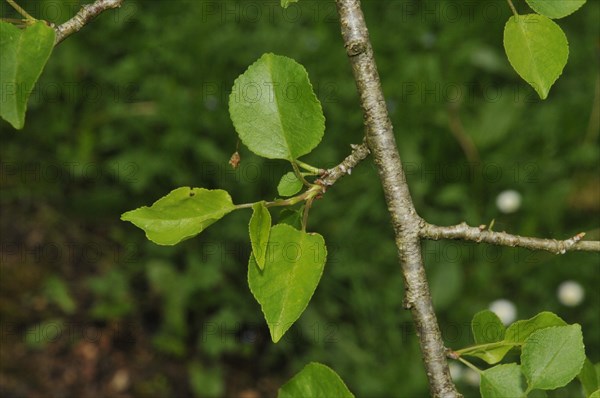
[229,53,325,161]
[522,325,586,391]
[121,188,236,245]
[248,224,326,342]
[480,364,525,398]
[0,21,55,129]
[278,362,355,398]
[459,343,515,365]
[249,201,271,270]
[525,0,586,19]
[281,0,300,9]
[505,311,567,343]
[503,14,568,99]
[579,358,600,397]
[472,310,506,344]
[278,172,303,197]
[590,391,600,398]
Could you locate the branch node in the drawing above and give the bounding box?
[346,40,367,56]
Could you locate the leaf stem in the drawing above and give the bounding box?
[235,186,322,211]
[291,161,311,187]
[6,0,36,21]
[506,0,518,17]
[295,159,324,175]
[301,196,315,232]
[456,341,520,356]
[456,357,482,375]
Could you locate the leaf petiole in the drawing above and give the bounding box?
[456,356,482,374]
[295,159,324,175]
[6,0,36,22]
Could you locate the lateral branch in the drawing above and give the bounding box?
[421,222,600,254]
[54,0,124,45]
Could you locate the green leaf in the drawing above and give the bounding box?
[229,53,325,160]
[505,311,567,343]
[279,207,304,230]
[503,14,569,99]
[278,172,303,197]
[278,362,355,398]
[522,325,586,391]
[472,310,506,344]
[590,390,600,398]
[281,0,300,9]
[121,187,236,245]
[459,342,515,365]
[0,21,55,129]
[525,0,586,19]
[480,364,525,398]
[248,224,326,342]
[578,358,600,397]
[249,202,271,270]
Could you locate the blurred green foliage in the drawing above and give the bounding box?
[1,1,598,397]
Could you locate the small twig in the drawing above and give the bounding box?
[6,0,35,21]
[506,0,519,17]
[421,222,600,254]
[319,141,370,187]
[53,0,124,45]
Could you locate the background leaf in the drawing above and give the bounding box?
[522,325,586,391]
[578,358,600,397]
[480,364,525,398]
[503,14,569,99]
[278,362,355,398]
[229,53,325,160]
[249,201,271,270]
[0,21,55,129]
[248,224,326,342]
[525,0,586,19]
[121,188,236,245]
[281,0,300,9]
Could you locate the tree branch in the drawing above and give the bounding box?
[319,140,370,187]
[53,0,124,45]
[421,222,600,253]
[335,1,461,396]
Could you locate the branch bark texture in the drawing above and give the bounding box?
[335,1,461,396]
[54,0,124,45]
[421,222,600,253]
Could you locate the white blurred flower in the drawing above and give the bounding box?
[496,190,522,214]
[463,368,481,386]
[449,363,464,381]
[489,299,517,325]
[558,280,585,307]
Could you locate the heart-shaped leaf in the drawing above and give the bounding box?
[1,21,55,129]
[248,224,326,342]
[229,53,325,160]
[122,187,236,245]
[503,14,568,99]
